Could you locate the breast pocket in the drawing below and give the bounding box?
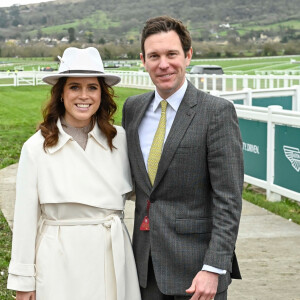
[175,218,212,234]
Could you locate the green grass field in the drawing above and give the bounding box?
[0,85,150,169]
[190,56,300,75]
[0,57,57,72]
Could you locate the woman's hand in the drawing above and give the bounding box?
[16,291,36,300]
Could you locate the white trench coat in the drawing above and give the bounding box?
[7,120,141,300]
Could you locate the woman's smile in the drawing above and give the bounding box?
[62,77,101,127]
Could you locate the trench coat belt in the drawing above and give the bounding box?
[39,214,126,300]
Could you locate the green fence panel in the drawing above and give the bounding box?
[233,99,243,105]
[238,119,267,180]
[274,125,300,193]
[252,96,292,110]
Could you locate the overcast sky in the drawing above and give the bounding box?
[0,0,55,7]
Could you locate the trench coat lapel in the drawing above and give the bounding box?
[130,92,154,194]
[152,82,198,191]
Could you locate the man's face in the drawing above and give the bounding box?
[141,30,192,99]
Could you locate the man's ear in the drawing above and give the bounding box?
[185,47,193,67]
[140,53,146,70]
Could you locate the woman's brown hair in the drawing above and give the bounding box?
[38,77,117,151]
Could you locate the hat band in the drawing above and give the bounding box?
[60,70,104,74]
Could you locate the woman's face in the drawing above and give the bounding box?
[62,77,101,127]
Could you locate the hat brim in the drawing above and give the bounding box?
[42,73,121,86]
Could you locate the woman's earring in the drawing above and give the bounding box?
[60,97,64,102]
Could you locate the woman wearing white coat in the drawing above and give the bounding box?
[7,47,141,300]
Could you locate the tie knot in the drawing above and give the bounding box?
[161,100,167,113]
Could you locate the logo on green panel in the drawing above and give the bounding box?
[283,146,300,172]
[243,142,260,154]
[238,119,267,180]
[274,125,300,193]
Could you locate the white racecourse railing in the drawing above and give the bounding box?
[235,105,300,203]
[110,71,300,91]
[210,86,300,112]
[1,71,300,92]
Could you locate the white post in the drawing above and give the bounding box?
[141,74,144,87]
[194,75,199,89]
[130,73,133,86]
[233,74,237,91]
[148,74,152,87]
[35,71,38,86]
[14,72,18,86]
[293,85,300,112]
[269,74,274,89]
[284,74,288,88]
[124,73,128,85]
[119,73,123,86]
[266,105,283,202]
[243,74,248,89]
[243,88,252,106]
[203,74,207,91]
[212,74,216,91]
[222,75,226,92]
[256,75,261,89]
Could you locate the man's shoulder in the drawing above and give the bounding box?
[186,81,227,106]
[190,86,234,111]
[206,92,232,105]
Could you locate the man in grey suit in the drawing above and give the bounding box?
[122,16,244,300]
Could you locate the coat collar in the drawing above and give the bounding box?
[130,81,200,194]
[89,122,109,150]
[130,91,155,194]
[47,118,108,154]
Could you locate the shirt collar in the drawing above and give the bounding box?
[153,79,187,112]
[47,118,108,154]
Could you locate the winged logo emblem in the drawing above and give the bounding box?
[283,146,300,172]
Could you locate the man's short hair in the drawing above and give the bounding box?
[141,15,192,59]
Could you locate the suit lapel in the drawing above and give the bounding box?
[130,92,154,194]
[152,82,199,191]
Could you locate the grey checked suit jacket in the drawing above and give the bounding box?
[122,81,244,296]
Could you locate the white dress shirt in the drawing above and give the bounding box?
[138,80,226,276]
[138,80,187,170]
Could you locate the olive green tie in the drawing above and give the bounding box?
[147,100,168,185]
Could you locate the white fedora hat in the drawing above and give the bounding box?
[42,47,121,86]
